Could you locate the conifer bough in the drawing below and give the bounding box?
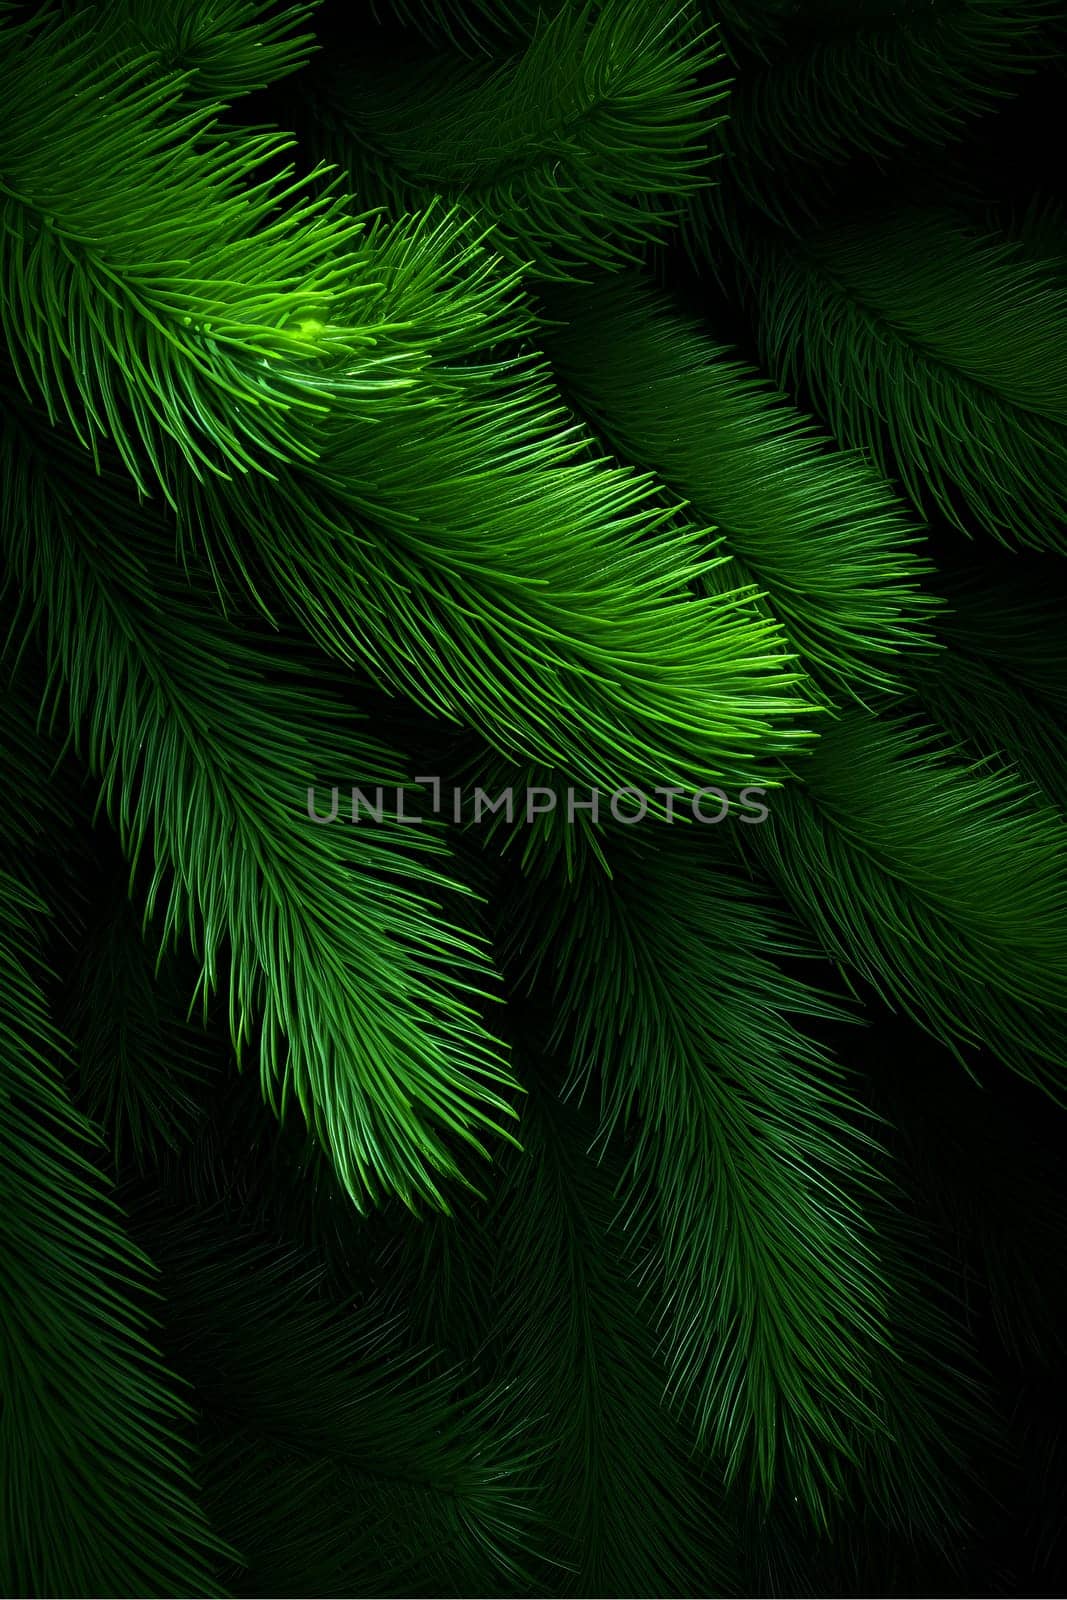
[2,385,521,1210]
[2,0,1067,1590]
[0,3,816,800]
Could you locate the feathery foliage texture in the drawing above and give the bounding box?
[1,0,1066,1592]
[1,378,521,1210]
[2,2,813,797]
[296,1,727,279]
[538,272,936,697]
[62,0,322,99]
[734,207,1067,546]
[502,832,895,1518]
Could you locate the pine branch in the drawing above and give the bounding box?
[538,272,937,698]
[0,10,814,793]
[494,807,989,1541]
[907,649,1067,812]
[0,380,521,1210]
[62,0,321,101]
[501,828,900,1524]
[481,1073,735,1597]
[0,8,425,494]
[180,333,815,793]
[294,0,727,280]
[750,704,1067,1094]
[1,1,1058,1584]
[739,207,1067,547]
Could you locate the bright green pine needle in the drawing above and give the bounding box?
[0,10,428,495]
[0,383,521,1211]
[193,360,817,793]
[0,8,815,795]
[538,271,938,698]
[176,296,817,794]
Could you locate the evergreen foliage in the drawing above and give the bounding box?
[2,0,1066,1593]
